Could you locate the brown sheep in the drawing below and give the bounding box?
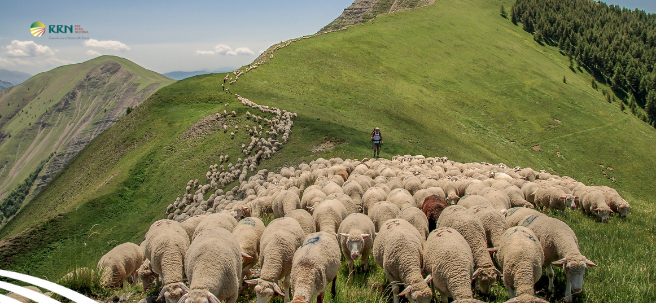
[422,195,448,232]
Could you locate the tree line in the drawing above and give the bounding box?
[509,0,656,126]
[0,154,53,224]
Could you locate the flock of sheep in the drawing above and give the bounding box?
[89,155,631,303]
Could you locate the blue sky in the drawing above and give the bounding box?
[0,0,654,76]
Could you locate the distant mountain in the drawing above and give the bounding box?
[321,0,436,32]
[163,68,236,80]
[0,70,32,86]
[0,80,11,91]
[0,56,174,222]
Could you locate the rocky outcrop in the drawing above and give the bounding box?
[321,0,436,32]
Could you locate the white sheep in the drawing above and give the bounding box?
[97,242,145,287]
[143,220,190,303]
[373,218,432,303]
[362,187,387,214]
[246,217,305,303]
[311,199,348,234]
[179,215,207,240]
[496,226,548,303]
[285,209,316,236]
[232,217,266,284]
[289,231,341,303]
[436,206,500,294]
[518,214,596,302]
[397,206,429,240]
[504,207,545,227]
[192,213,239,241]
[368,201,401,232]
[180,227,243,303]
[580,190,611,222]
[338,213,375,271]
[273,190,301,217]
[534,187,576,215]
[470,205,509,248]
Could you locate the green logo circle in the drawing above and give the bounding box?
[31,21,46,37]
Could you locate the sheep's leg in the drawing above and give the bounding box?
[317,292,324,303]
[562,208,566,216]
[547,265,554,291]
[331,276,337,299]
[391,283,400,303]
[438,291,448,303]
[564,279,572,303]
[348,259,354,272]
[507,287,515,298]
[362,252,370,272]
[283,275,291,303]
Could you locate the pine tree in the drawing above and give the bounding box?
[563,76,567,83]
[646,91,656,122]
[500,5,507,18]
[510,6,518,25]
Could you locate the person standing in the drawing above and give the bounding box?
[371,127,383,158]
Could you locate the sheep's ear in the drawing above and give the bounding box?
[424,274,432,284]
[504,298,520,303]
[242,252,253,259]
[339,233,350,239]
[208,292,221,303]
[179,282,190,292]
[472,268,482,281]
[156,286,168,301]
[500,209,508,215]
[559,196,567,200]
[530,191,537,196]
[178,293,189,303]
[552,258,567,265]
[398,285,413,297]
[273,283,285,297]
[361,234,371,239]
[585,259,597,267]
[488,247,498,253]
[245,278,260,285]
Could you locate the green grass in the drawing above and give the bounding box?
[1,0,655,301]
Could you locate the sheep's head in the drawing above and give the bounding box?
[157,282,189,303]
[594,207,611,222]
[178,289,221,303]
[552,256,596,295]
[618,203,630,217]
[397,276,432,303]
[245,278,284,303]
[472,266,501,294]
[339,233,371,260]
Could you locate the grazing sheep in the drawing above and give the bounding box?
[423,227,481,303]
[373,219,432,303]
[362,187,387,215]
[181,227,243,303]
[436,206,500,294]
[143,220,190,303]
[504,207,545,227]
[246,217,305,303]
[387,188,416,209]
[422,195,448,232]
[457,195,494,209]
[521,182,541,204]
[338,213,375,271]
[496,226,547,302]
[98,242,145,288]
[311,199,348,234]
[179,215,207,240]
[481,188,512,212]
[580,190,612,222]
[502,185,535,208]
[534,187,576,215]
[233,217,266,284]
[138,259,159,291]
[327,193,361,214]
[470,205,509,248]
[368,201,401,232]
[321,181,344,196]
[342,180,364,206]
[290,231,341,303]
[518,215,596,302]
[398,206,429,240]
[286,209,316,236]
[596,186,630,217]
[300,187,326,210]
[192,213,239,241]
[273,190,301,217]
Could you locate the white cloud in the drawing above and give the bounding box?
[86,50,102,56]
[227,47,255,56]
[84,39,130,51]
[5,40,55,57]
[214,44,232,55]
[195,50,215,55]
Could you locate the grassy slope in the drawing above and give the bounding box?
[0,56,174,207]
[0,0,655,302]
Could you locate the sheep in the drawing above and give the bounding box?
[362,187,387,214]
[481,188,512,212]
[403,177,422,195]
[272,190,301,217]
[470,205,509,248]
[285,209,316,236]
[180,227,243,303]
[423,227,482,303]
[138,259,159,291]
[521,182,541,204]
[311,199,348,234]
[300,187,326,210]
[580,190,612,222]
[368,201,401,232]
[437,179,460,204]
[246,217,305,303]
[289,231,341,303]
[596,186,630,217]
[179,215,207,240]
[321,181,344,196]
[143,220,190,303]
[233,217,266,284]
[457,195,494,209]
[436,205,500,294]
[398,206,429,240]
[338,213,375,271]
[502,185,535,208]
[422,195,448,232]
[534,187,576,215]
[192,213,239,241]
[496,226,548,303]
[373,218,432,303]
[387,188,415,209]
[518,215,596,302]
[504,207,545,227]
[342,180,364,206]
[97,242,145,287]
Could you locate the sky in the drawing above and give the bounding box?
[0,0,654,77]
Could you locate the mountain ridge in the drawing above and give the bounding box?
[0,69,32,86]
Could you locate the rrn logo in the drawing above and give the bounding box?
[49,25,74,33]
